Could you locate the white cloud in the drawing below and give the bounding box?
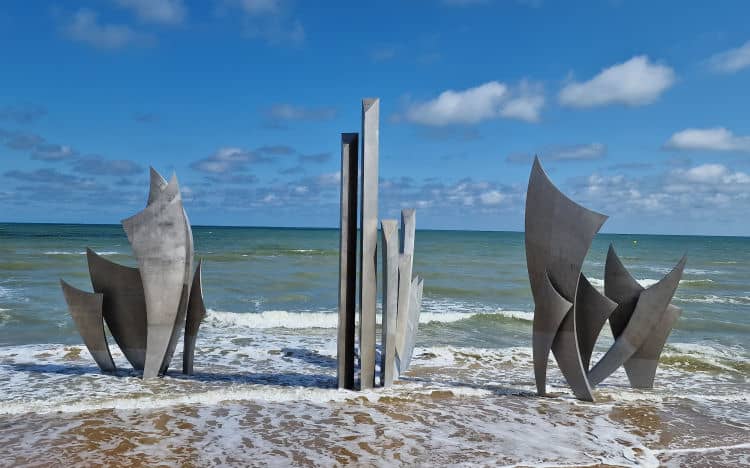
[115,0,187,25]
[672,163,750,185]
[664,127,750,152]
[64,9,154,49]
[402,80,544,126]
[559,56,675,108]
[572,163,750,222]
[479,190,504,205]
[550,143,606,160]
[709,40,750,74]
[500,81,545,122]
[191,147,254,173]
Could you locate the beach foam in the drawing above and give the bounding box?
[44,250,120,256]
[203,307,535,330]
[675,294,750,305]
[1,326,747,466]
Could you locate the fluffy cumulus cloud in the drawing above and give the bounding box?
[559,56,675,108]
[63,8,155,49]
[708,40,750,74]
[115,0,187,25]
[664,127,750,153]
[379,176,523,213]
[668,163,750,187]
[401,80,545,126]
[569,163,750,229]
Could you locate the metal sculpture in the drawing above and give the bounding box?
[86,248,147,370]
[337,133,359,390]
[588,245,685,388]
[359,98,379,390]
[61,168,205,378]
[60,280,116,372]
[525,157,685,401]
[183,260,206,376]
[380,220,399,387]
[337,98,424,390]
[526,157,609,401]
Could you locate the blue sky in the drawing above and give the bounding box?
[1,1,749,235]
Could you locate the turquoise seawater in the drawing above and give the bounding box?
[1,223,748,352]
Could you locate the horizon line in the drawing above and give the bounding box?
[0,221,747,239]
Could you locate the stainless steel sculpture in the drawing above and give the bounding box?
[359,98,379,389]
[394,209,421,378]
[525,157,685,401]
[60,280,116,372]
[526,157,607,401]
[61,167,205,379]
[384,210,424,383]
[380,220,399,387]
[122,175,190,379]
[183,260,206,376]
[588,245,685,388]
[86,248,147,370]
[337,133,358,390]
[337,98,424,390]
[396,275,423,375]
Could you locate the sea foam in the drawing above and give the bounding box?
[204,308,531,329]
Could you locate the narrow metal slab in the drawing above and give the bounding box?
[338,132,358,390]
[87,248,147,370]
[183,260,206,375]
[400,209,415,258]
[575,274,617,371]
[380,220,399,387]
[625,304,682,388]
[604,244,644,337]
[358,98,379,389]
[532,271,573,396]
[60,280,116,373]
[394,253,413,376]
[397,276,423,375]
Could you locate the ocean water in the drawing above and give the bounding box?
[0,223,748,466]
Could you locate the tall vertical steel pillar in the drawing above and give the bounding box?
[338,133,359,390]
[359,98,379,389]
[380,219,399,387]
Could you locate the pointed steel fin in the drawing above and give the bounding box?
[589,255,686,386]
[60,280,116,373]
